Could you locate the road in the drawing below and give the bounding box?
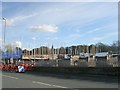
[1,71,118,88]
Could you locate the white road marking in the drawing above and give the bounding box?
[33,81,52,86]
[52,84,68,88]
[2,74,68,88]
[32,81,68,88]
[2,75,19,80]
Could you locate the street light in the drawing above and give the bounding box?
[32,37,36,65]
[2,18,6,50]
[2,18,6,64]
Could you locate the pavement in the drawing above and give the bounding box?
[1,71,119,89]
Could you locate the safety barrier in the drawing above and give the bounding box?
[36,59,118,67]
[0,64,33,72]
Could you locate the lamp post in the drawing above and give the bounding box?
[34,39,35,63]
[32,37,36,65]
[2,18,6,51]
[2,18,6,64]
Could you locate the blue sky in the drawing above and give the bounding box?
[1,2,118,49]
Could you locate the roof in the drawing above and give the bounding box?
[79,53,89,58]
[95,52,108,57]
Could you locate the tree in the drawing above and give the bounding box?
[4,43,22,52]
[110,41,118,54]
[5,44,15,52]
[96,42,109,52]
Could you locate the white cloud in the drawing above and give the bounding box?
[79,28,102,37]
[2,2,117,47]
[32,37,36,40]
[14,41,22,48]
[0,38,2,45]
[86,28,101,34]
[5,19,15,26]
[46,37,58,40]
[22,48,29,50]
[69,34,80,38]
[29,24,58,33]
[4,13,37,26]
[43,8,63,14]
[92,32,118,41]
[0,38,2,41]
[69,28,101,39]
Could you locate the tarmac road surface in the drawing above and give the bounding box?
[1,71,118,88]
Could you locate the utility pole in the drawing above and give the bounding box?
[51,45,54,60]
[2,18,6,49]
[2,18,6,64]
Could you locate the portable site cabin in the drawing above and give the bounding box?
[64,54,71,60]
[79,53,89,61]
[95,52,108,60]
[1,48,22,64]
[95,52,109,67]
